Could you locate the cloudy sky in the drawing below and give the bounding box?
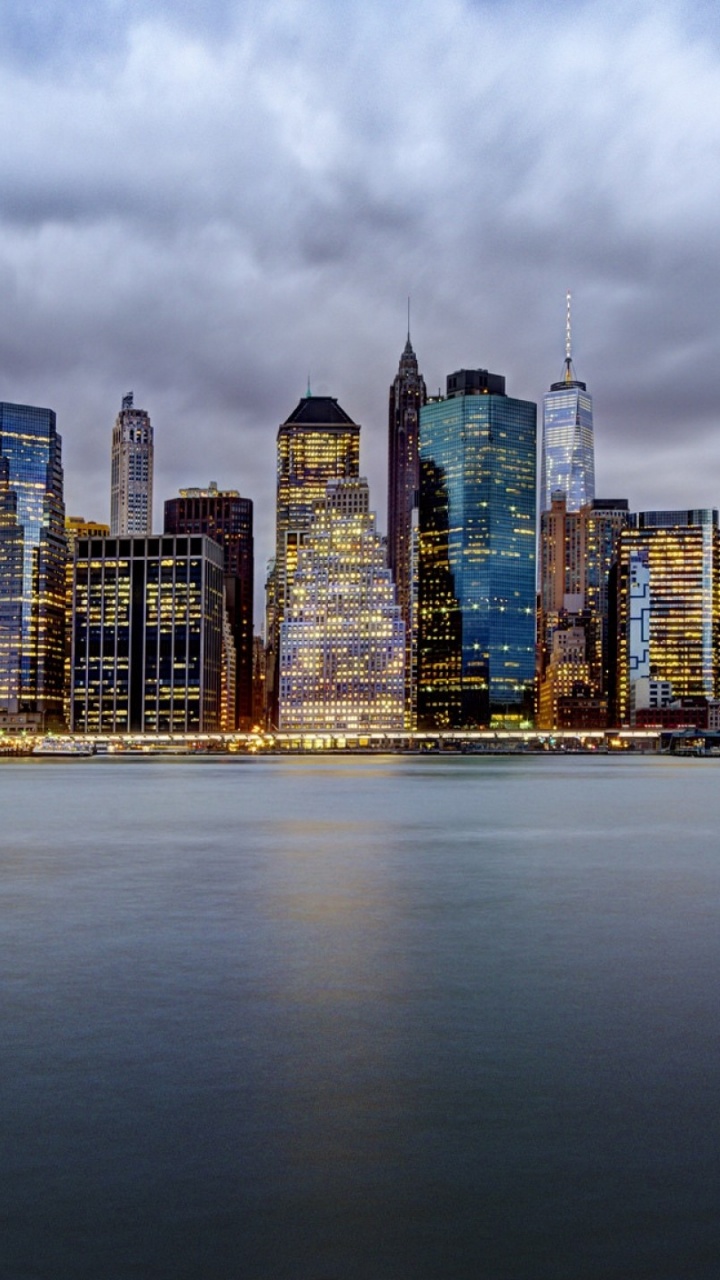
[3,0,720,607]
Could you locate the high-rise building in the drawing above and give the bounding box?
[537,493,629,727]
[266,392,360,722]
[279,478,404,732]
[613,510,720,725]
[388,328,427,725]
[0,401,66,725]
[110,392,154,535]
[164,482,254,729]
[418,368,536,728]
[70,533,224,733]
[540,293,595,513]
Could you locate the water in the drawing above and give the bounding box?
[2,754,720,1279]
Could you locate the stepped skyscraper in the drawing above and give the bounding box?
[540,293,595,513]
[387,319,426,725]
[110,392,154,535]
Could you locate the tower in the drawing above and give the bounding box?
[614,510,720,724]
[540,293,595,513]
[418,368,536,728]
[387,317,427,724]
[0,401,66,725]
[110,392,154,535]
[279,479,405,732]
[164,482,254,730]
[266,392,360,723]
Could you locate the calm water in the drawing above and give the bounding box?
[2,754,720,1279]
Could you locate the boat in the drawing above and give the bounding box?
[31,737,96,757]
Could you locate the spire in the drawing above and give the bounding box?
[306,375,312,398]
[403,297,415,357]
[564,290,575,384]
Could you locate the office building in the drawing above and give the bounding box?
[266,392,360,721]
[537,493,629,727]
[614,510,720,724]
[418,368,536,727]
[0,401,66,725]
[279,478,405,732]
[110,392,154,534]
[388,329,427,725]
[540,294,595,513]
[164,482,254,729]
[70,534,224,733]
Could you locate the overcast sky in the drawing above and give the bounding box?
[3,0,720,612]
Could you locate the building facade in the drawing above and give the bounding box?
[540,294,595,513]
[266,393,361,722]
[110,392,154,535]
[614,510,720,724]
[0,401,66,725]
[164,482,254,729]
[537,493,629,728]
[388,332,427,725]
[418,369,536,728]
[279,478,405,732]
[70,534,224,733]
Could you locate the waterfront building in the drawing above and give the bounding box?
[540,293,595,513]
[418,368,536,728]
[279,478,404,732]
[388,328,427,725]
[70,534,224,733]
[0,401,66,726]
[266,392,360,722]
[614,510,720,724]
[537,493,629,727]
[164,482,254,729]
[110,392,154,535]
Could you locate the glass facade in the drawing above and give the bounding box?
[0,401,66,723]
[70,535,224,733]
[540,380,595,513]
[418,373,536,727]
[615,510,720,724]
[279,480,404,732]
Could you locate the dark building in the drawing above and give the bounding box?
[418,369,536,728]
[70,534,224,733]
[164,483,254,729]
[0,401,66,726]
[387,331,427,725]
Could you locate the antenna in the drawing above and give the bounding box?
[407,296,411,342]
[564,291,573,383]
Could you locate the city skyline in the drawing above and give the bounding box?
[2,0,720,588]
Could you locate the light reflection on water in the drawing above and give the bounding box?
[2,755,720,1279]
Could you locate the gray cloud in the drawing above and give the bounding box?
[2,0,720,615]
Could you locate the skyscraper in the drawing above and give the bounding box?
[164,482,254,729]
[537,493,629,727]
[110,392,154,535]
[266,392,360,722]
[388,326,427,725]
[279,478,404,732]
[540,293,595,513]
[613,510,720,724]
[418,368,536,728]
[0,401,66,725]
[70,533,224,733]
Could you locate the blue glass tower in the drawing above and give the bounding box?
[540,293,595,513]
[418,369,536,727]
[0,402,66,723]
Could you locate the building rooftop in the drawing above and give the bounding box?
[283,395,358,426]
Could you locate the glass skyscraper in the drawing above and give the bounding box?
[0,401,66,724]
[418,369,536,728]
[540,294,595,513]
